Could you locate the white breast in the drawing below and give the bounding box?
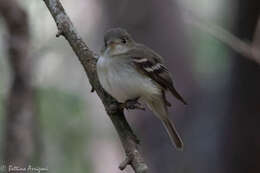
[97,55,160,103]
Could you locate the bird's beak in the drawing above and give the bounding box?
[108,39,121,47]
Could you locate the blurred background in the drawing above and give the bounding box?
[0,0,259,173]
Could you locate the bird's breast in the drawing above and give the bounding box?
[97,56,160,103]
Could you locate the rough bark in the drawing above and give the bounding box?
[0,0,36,168]
[41,0,148,172]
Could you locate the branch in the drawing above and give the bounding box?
[41,0,148,172]
[183,10,260,65]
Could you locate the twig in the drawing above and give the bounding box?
[119,155,133,170]
[41,0,148,172]
[183,10,260,65]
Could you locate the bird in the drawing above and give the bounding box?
[97,28,186,150]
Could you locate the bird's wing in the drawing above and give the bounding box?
[128,44,187,105]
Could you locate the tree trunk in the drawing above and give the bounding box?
[224,0,260,173]
[0,0,36,168]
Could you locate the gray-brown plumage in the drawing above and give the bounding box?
[97,28,186,149]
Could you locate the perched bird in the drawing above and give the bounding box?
[97,28,186,150]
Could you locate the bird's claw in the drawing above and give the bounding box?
[121,99,145,111]
[90,86,95,93]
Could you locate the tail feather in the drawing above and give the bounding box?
[146,96,183,150]
[162,118,183,149]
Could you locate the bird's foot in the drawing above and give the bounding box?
[90,86,95,93]
[120,98,145,111]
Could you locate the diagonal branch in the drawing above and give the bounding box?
[41,0,148,172]
[183,10,260,65]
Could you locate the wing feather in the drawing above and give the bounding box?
[129,45,187,105]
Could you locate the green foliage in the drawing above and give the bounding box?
[36,88,92,173]
[190,29,232,90]
[193,30,231,76]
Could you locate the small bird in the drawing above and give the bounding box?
[97,28,186,150]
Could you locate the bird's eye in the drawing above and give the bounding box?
[121,38,127,44]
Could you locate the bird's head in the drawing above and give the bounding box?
[102,28,135,56]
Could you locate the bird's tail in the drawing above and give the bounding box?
[146,97,183,150]
[161,118,183,150]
